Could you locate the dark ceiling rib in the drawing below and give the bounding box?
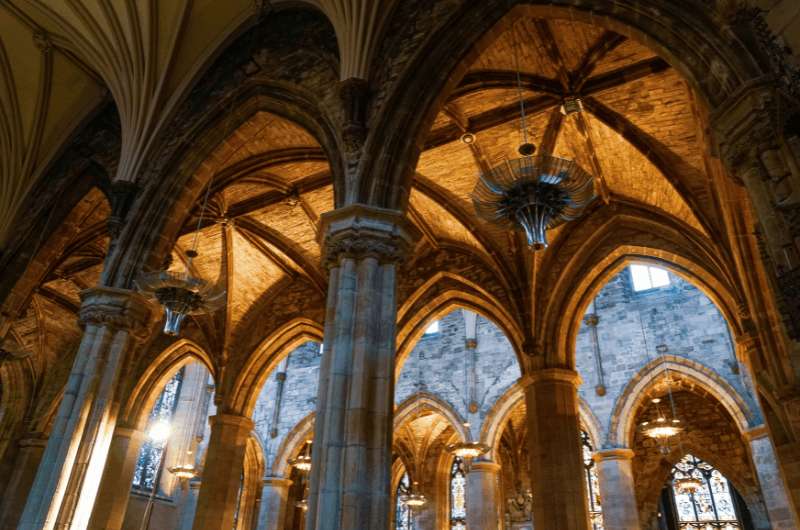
[406,203,439,250]
[571,32,628,90]
[582,97,716,234]
[428,58,670,149]
[411,176,519,292]
[235,216,325,292]
[181,170,332,235]
[209,147,328,194]
[425,95,558,149]
[580,57,670,94]
[532,20,571,90]
[37,286,80,313]
[539,108,564,155]
[573,112,611,203]
[452,70,564,99]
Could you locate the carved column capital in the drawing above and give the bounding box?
[519,368,582,388]
[321,204,420,269]
[592,448,635,462]
[78,287,153,336]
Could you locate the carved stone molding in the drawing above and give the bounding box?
[107,181,140,239]
[339,77,369,154]
[78,286,153,336]
[321,204,420,269]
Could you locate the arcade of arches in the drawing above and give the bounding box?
[1,1,800,530]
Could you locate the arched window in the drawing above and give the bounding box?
[395,471,413,530]
[132,368,184,492]
[450,456,467,530]
[670,454,742,528]
[581,431,604,530]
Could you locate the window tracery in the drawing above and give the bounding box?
[395,471,414,530]
[670,454,742,529]
[131,368,184,492]
[450,456,467,530]
[581,431,604,530]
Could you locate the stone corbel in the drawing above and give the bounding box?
[339,78,370,155]
[106,181,140,240]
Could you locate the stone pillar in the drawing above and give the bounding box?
[256,476,293,530]
[17,287,152,530]
[0,436,47,529]
[521,368,589,530]
[87,425,145,530]
[592,449,639,530]
[305,204,418,530]
[191,414,254,530]
[177,478,202,530]
[748,426,800,529]
[466,461,502,530]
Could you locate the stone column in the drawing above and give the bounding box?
[177,478,202,530]
[521,368,589,530]
[87,425,145,530]
[466,460,502,530]
[305,204,418,530]
[592,449,639,530]
[191,414,254,530]
[256,476,293,530]
[18,287,152,530]
[748,426,800,529]
[0,436,47,529]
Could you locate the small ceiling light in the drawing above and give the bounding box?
[460,132,476,145]
[446,441,490,459]
[296,499,308,511]
[560,97,584,115]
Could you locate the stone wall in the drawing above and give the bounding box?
[575,267,761,445]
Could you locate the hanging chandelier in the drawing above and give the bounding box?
[401,482,427,508]
[288,454,312,472]
[446,441,490,459]
[296,499,308,511]
[639,397,683,449]
[137,268,224,336]
[674,476,703,496]
[472,155,594,249]
[168,463,197,480]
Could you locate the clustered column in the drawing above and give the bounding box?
[17,287,152,530]
[304,204,419,530]
[466,460,502,530]
[257,476,293,530]
[522,368,589,530]
[593,449,640,530]
[0,436,48,529]
[748,426,800,529]
[191,413,255,530]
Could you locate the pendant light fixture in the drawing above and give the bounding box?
[471,22,595,250]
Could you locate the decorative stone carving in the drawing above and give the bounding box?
[78,287,153,336]
[321,204,420,268]
[339,77,369,154]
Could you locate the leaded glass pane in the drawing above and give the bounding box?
[450,456,467,528]
[131,368,184,492]
[671,454,741,529]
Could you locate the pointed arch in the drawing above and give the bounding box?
[395,271,524,374]
[610,355,756,447]
[229,317,324,416]
[393,392,470,443]
[122,338,216,430]
[271,411,315,477]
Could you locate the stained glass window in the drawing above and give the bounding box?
[131,368,184,492]
[582,431,604,530]
[395,472,414,530]
[450,456,467,530]
[670,454,742,529]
